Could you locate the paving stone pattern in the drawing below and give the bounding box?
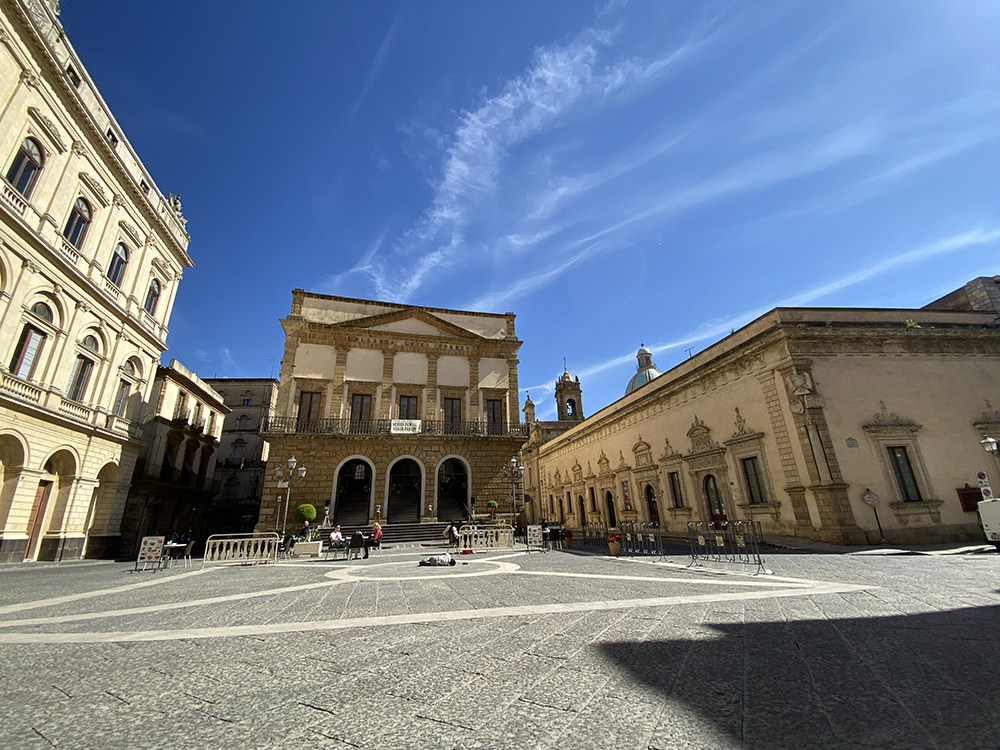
[0,546,997,749]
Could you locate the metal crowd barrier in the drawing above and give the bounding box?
[579,522,610,551]
[687,520,770,575]
[202,532,280,568]
[619,521,665,556]
[458,524,514,551]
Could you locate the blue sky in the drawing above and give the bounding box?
[61,1,1000,418]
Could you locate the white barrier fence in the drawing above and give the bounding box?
[458,524,514,551]
[202,533,279,568]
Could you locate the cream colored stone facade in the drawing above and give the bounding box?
[0,0,192,561]
[260,291,526,531]
[523,277,1000,545]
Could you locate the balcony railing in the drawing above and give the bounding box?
[260,416,528,438]
[59,397,92,421]
[0,371,42,403]
[1,181,27,216]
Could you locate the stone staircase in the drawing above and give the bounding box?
[322,522,450,547]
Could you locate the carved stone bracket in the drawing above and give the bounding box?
[79,172,109,207]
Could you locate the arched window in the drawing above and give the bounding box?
[144,279,160,314]
[82,334,99,353]
[63,197,91,248]
[645,484,660,525]
[31,302,52,322]
[5,137,43,197]
[224,476,240,499]
[106,243,128,286]
[237,414,250,430]
[231,438,246,460]
[242,391,253,406]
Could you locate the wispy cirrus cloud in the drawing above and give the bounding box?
[323,5,722,302]
[525,226,1000,415]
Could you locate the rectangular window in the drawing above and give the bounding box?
[741,457,768,504]
[398,395,418,419]
[350,393,372,423]
[298,391,321,422]
[10,327,44,379]
[113,380,131,416]
[444,397,461,434]
[486,399,504,434]
[887,446,922,502]
[668,471,684,508]
[66,356,93,402]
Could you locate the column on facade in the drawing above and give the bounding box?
[379,348,394,419]
[507,356,520,424]
[331,346,348,419]
[469,353,480,421]
[425,354,439,421]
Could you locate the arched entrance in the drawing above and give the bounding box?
[387,458,422,523]
[334,459,372,526]
[83,462,120,558]
[0,434,26,533]
[645,484,660,525]
[605,490,617,527]
[437,458,468,521]
[28,449,76,561]
[704,474,727,525]
[577,495,585,525]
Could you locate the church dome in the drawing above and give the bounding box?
[625,344,661,395]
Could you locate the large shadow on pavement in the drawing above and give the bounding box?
[599,604,1000,749]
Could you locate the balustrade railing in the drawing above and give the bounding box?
[261,415,528,438]
[0,372,42,403]
[1,181,27,216]
[58,397,91,421]
[457,524,515,550]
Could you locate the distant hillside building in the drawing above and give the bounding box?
[259,290,527,530]
[522,276,1000,545]
[203,377,277,534]
[0,0,192,562]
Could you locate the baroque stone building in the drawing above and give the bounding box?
[119,361,226,554]
[259,290,528,530]
[203,377,277,534]
[0,0,191,561]
[522,277,1000,545]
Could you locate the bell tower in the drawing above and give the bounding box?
[554,360,584,422]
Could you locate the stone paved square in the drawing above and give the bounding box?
[0,546,997,749]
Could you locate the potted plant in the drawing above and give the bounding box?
[486,500,499,519]
[607,533,621,557]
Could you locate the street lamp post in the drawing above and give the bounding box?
[274,455,307,538]
[981,436,999,459]
[501,456,524,530]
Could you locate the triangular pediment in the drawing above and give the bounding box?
[335,308,485,340]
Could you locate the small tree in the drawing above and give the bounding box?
[294,503,317,525]
[486,499,499,520]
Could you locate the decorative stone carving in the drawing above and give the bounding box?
[785,370,815,396]
[79,172,109,206]
[27,106,67,152]
[71,140,87,157]
[659,437,678,460]
[686,416,720,454]
[732,407,748,437]
[864,401,920,433]
[20,70,40,88]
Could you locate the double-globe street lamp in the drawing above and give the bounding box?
[501,456,524,531]
[274,456,306,539]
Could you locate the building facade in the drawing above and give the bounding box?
[522,277,1000,545]
[203,377,277,534]
[259,290,527,531]
[0,0,192,561]
[119,361,226,555]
